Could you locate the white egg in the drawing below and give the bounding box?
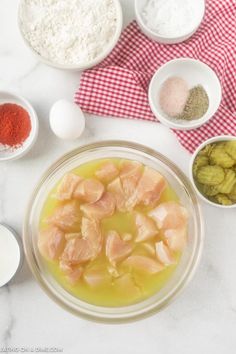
[50,99,85,140]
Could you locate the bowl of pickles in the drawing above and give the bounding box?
[190,136,236,208]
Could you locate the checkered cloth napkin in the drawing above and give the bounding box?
[75,0,236,153]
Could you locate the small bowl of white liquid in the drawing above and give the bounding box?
[135,0,205,44]
[0,224,23,287]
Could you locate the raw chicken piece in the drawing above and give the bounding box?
[80,192,115,220]
[148,202,188,230]
[84,266,111,287]
[120,160,143,194]
[38,226,65,261]
[114,274,141,298]
[59,260,83,285]
[135,212,158,242]
[49,201,81,232]
[95,161,119,182]
[107,177,126,212]
[73,178,104,203]
[81,217,102,258]
[123,255,164,274]
[60,218,101,270]
[135,167,166,206]
[62,217,102,269]
[59,259,74,274]
[56,173,83,201]
[106,230,132,265]
[164,227,187,252]
[155,241,175,265]
[66,267,83,286]
[120,160,143,210]
[65,233,82,241]
[61,238,95,264]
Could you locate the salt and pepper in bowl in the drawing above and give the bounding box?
[148,58,222,130]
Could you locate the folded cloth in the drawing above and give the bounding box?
[75,0,236,153]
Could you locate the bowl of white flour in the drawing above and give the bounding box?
[135,0,205,44]
[18,0,123,70]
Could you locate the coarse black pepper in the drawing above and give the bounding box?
[177,85,209,121]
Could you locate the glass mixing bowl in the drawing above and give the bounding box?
[23,141,204,323]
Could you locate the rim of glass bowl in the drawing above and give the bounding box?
[23,141,204,323]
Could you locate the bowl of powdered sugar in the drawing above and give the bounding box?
[18,0,123,70]
[135,0,205,44]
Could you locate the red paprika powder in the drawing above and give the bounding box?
[0,103,31,147]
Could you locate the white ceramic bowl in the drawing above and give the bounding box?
[0,91,38,161]
[148,58,222,131]
[135,0,205,44]
[189,135,236,209]
[18,0,123,71]
[0,224,23,287]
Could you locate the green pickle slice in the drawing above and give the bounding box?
[196,165,225,186]
[217,169,236,194]
[209,144,235,168]
[214,194,233,206]
[200,184,219,197]
[225,141,236,160]
[193,155,209,177]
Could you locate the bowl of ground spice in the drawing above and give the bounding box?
[0,91,38,161]
[149,58,222,130]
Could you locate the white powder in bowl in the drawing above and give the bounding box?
[19,0,118,66]
[141,0,205,38]
[159,77,189,118]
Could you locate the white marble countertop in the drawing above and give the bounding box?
[0,1,235,353]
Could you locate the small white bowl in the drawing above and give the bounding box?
[135,0,205,44]
[189,135,236,209]
[0,91,38,161]
[148,58,222,131]
[0,224,23,287]
[18,0,123,71]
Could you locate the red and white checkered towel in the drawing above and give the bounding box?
[75,0,236,153]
